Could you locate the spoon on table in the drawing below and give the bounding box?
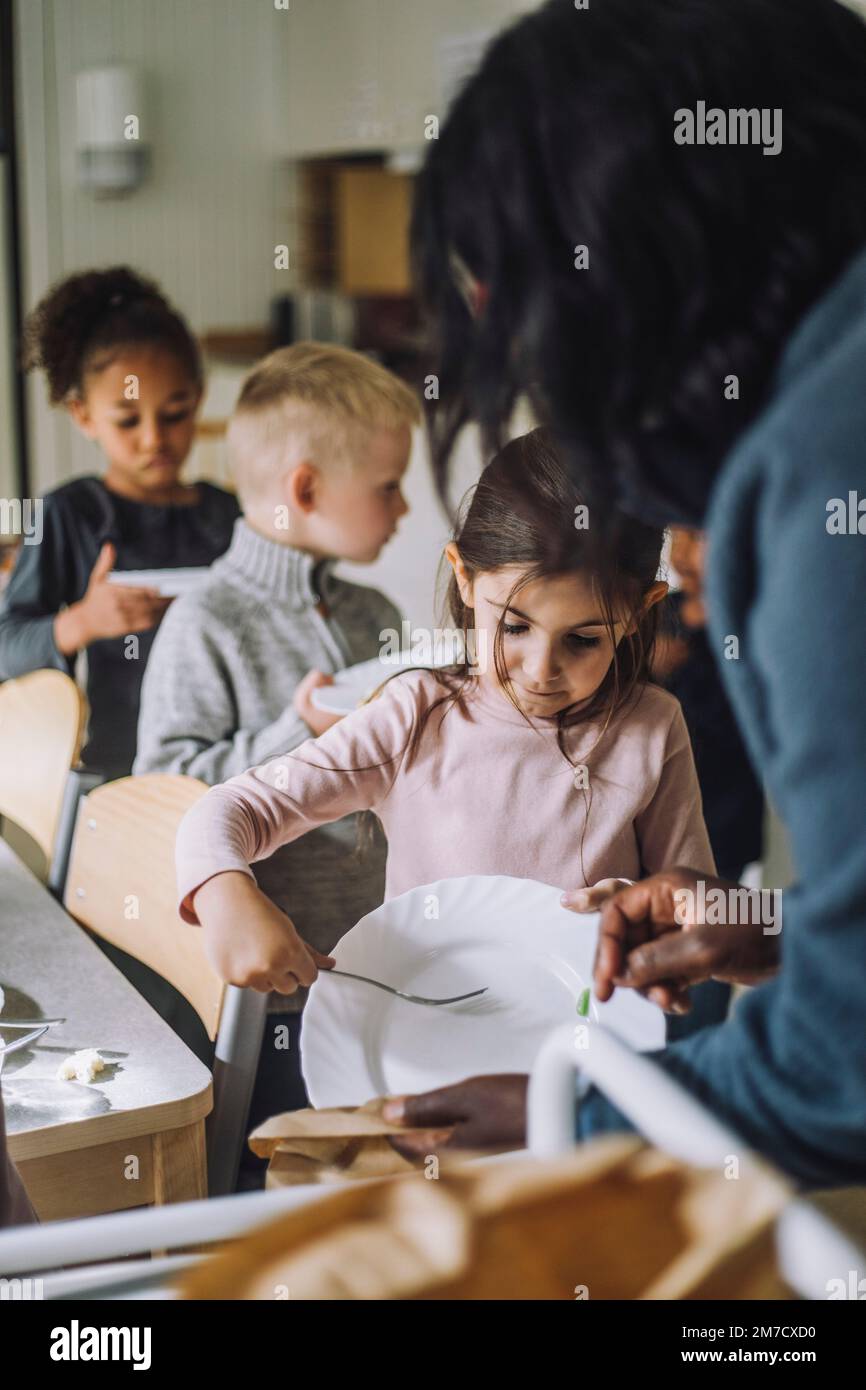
[0,1017,66,1029]
[0,1024,50,1057]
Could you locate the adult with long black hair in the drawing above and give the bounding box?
[384,0,866,1187]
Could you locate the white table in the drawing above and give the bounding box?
[0,839,212,1220]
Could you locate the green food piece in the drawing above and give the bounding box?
[577,988,591,1017]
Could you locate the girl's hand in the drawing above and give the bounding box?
[293,669,344,736]
[562,878,633,913]
[192,870,335,994]
[584,868,781,1013]
[55,542,172,653]
[382,1075,529,1158]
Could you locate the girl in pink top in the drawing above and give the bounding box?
[177,429,715,998]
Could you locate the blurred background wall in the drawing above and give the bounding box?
[5,0,538,629]
[4,0,866,627]
[1,0,828,883]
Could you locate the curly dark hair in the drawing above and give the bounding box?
[22,265,202,404]
[412,0,866,527]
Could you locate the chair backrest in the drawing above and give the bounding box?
[63,774,226,1040]
[0,670,86,864]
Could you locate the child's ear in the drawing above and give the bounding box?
[642,580,669,613]
[621,581,669,637]
[444,542,474,607]
[66,397,97,440]
[286,461,318,514]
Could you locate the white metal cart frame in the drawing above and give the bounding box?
[0,1022,862,1300]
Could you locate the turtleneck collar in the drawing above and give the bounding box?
[220,518,338,611]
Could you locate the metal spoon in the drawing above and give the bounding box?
[327,968,487,1008]
[0,1024,50,1056]
[0,1017,66,1029]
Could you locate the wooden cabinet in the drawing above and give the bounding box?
[335,166,412,293]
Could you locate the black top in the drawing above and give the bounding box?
[0,476,240,777]
[658,592,764,877]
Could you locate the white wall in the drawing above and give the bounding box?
[13,0,539,497]
[14,0,295,494]
[15,0,866,502]
[282,0,538,156]
[0,161,18,503]
[11,0,540,626]
[338,422,486,634]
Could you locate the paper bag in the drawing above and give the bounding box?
[182,1134,793,1300]
[248,1098,457,1187]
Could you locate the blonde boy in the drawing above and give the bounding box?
[137,340,417,774]
[135,344,417,1156]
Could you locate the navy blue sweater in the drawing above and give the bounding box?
[0,478,239,777]
[577,246,866,1188]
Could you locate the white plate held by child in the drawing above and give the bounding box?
[300,874,665,1108]
[107,567,210,597]
[310,631,466,715]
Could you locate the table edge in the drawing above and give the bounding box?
[7,1080,213,1162]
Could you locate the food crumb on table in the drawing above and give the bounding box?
[56,1049,106,1083]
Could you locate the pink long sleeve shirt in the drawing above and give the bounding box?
[176,669,715,923]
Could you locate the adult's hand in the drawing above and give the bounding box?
[382,1075,528,1158]
[564,868,781,1014]
[382,871,782,1158]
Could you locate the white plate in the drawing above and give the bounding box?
[300,875,665,1108]
[107,567,209,597]
[311,633,465,715]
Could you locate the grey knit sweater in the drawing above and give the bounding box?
[134,518,402,1012]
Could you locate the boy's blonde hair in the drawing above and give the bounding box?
[227,341,420,508]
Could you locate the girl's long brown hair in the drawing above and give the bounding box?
[285,427,666,874]
[397,425,666,767]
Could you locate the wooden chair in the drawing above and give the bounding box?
[0,669,86,874]
[63,774,268,1197]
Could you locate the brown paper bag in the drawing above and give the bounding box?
[248,1098,476,1187]
[182,1133,794,1300]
